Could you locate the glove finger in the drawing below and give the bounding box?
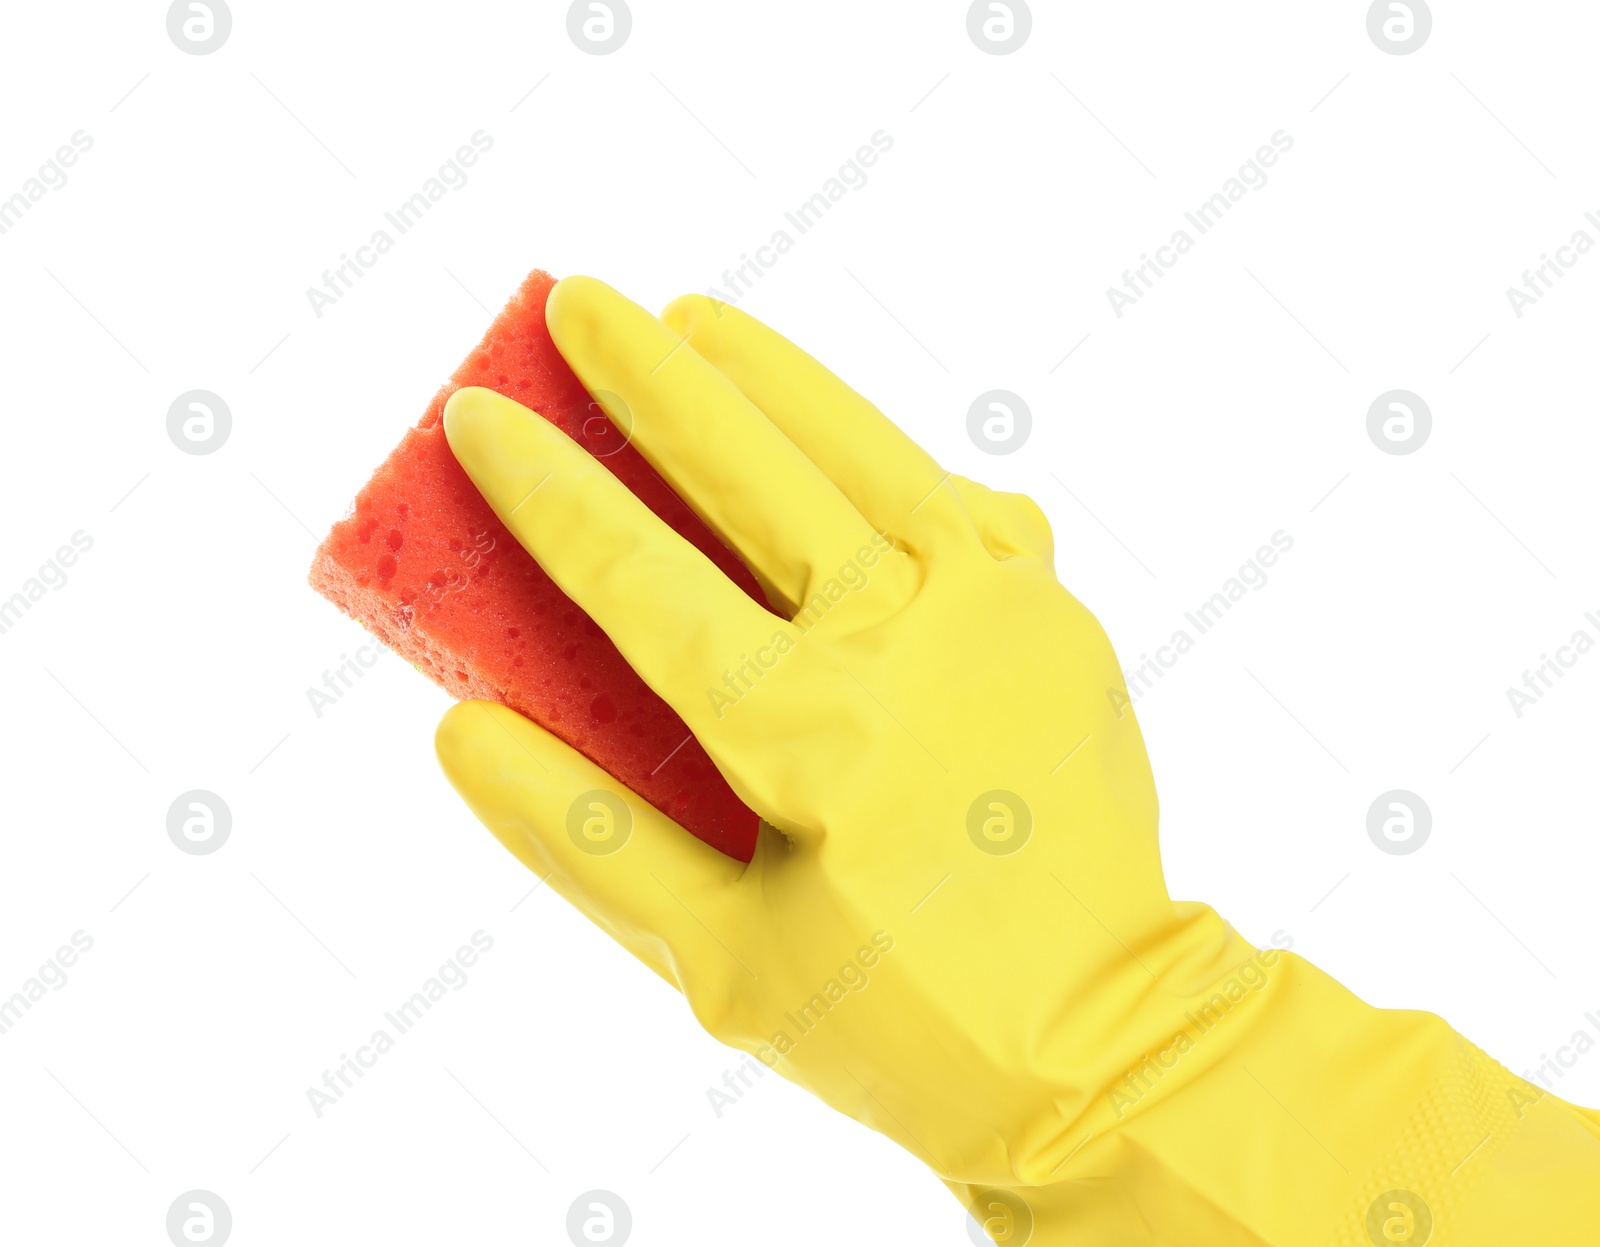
[435,699,754,989]
[659,295,954,541]
[547,276,884,615]
[442,385,790,741]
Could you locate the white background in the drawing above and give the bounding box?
[1,1,1597,1243]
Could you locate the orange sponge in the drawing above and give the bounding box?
[309,269,764,861]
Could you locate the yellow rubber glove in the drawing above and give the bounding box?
[434,277,1600,1245]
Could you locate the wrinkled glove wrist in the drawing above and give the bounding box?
[947,928,1600,1245]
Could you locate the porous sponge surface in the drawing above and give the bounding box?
[309,269,764,861]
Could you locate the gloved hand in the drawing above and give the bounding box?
[434,277,1600,1244]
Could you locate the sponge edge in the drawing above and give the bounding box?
[308,268,766,862]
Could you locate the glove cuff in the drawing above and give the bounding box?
[948,938,1600,1244]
